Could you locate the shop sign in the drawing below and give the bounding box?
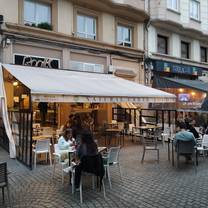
[182,102,201,108]
[153,60,202,76]
[14,54,60,69]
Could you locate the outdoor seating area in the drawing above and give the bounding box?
[1,63,208,207]
[2,134,208,207]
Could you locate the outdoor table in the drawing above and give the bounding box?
[137,125,157,129]
[32,134,53,141]
[57,147,76,167]
[106,123,118,129]
[98,146,107,153]
[136,125,159,138]
[105,128,124,146]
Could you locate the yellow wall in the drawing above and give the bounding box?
[4,82,14,108]
[57,0,73,35]
[112,58,140,82]
[58,103,72,127]
[137,23,144,50]
[0,0,19,23]
[102,13,115,44]
[96,104,112,125]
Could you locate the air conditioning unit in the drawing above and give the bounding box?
[198,71,208,82]
[70,61,104,73]
[108,65,136,77]
[202,71,208,77]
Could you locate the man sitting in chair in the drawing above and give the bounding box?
[174,122,196,162]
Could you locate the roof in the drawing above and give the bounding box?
[2,64,176,103]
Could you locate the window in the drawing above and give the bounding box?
[157,35,168,54]
[117,25,132,47]
[201,47,207,62]
[77,14,96,40]
[181,41,190,59]
[24,0,51,25]
[167,0,179,11]
[190,0,200,20]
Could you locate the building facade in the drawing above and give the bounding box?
[146,0,208,109]
[0,0,148,124]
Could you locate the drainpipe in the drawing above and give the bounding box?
[144,0,152,86]
[0,15,4,63]
[144,0,151,57]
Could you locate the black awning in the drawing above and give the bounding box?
[153,76,208,93]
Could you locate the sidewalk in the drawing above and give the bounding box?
[1,141,208,208]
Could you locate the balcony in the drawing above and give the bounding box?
[111,0,145,11]
[70,0,148,22]
[149,0,204,35]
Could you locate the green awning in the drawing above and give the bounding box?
[153,76,208,93]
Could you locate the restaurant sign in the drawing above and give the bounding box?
[14,54,60,69]
[32,95,175,103]
[152,60,203,76]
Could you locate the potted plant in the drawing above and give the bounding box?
[37,22,53,31]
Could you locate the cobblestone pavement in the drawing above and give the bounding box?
[1,139,208,208]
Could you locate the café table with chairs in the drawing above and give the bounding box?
[104,122,125,146]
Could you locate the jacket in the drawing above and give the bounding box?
[75,153,105,190]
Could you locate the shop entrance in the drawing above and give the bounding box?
[0,116,9,152]
[9,110,33,169]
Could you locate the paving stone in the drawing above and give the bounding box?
[1,140,208,207]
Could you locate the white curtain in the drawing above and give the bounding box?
[0,64,16,158]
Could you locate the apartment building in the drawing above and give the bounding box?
[0,0,149,125]
[146,0,208,109]
[0,0,147,80]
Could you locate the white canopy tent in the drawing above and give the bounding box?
[2,64,176,103]
[0,64,16,158]
[1,64,176,158]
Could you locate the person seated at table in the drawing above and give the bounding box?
[184,114,192,129]
[74,129,98,189]
[76,129,98,159]
[188,120,199,139]
[58,128,75,150]
[63,114,74,130]
[173,122,196,161]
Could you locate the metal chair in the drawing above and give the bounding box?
[161,127,171,145]
[117,122,125,145]
[175,140,197,170]
[33,139,52,168]
[141,130,159,163]
[197,134,208,158]
[52,144,69,185]
[128,124,135,142]
[132,127,143,143]
[103,146,121,189]
[64,154,106,204]
[0,162,11,206]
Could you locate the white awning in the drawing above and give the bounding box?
[2,64,176,103]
